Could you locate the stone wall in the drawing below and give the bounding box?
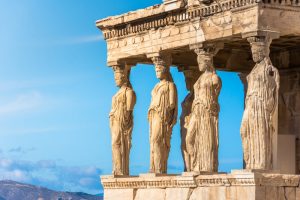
[101,172,300,200]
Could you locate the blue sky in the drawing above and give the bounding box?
[0,0,244,195]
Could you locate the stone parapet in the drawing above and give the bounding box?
[101,172,300,200]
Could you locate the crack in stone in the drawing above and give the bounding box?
[186,188,194,200]
[133,189,137,200]
[283,187,288,200]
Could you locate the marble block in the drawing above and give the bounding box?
[101,172,300,200]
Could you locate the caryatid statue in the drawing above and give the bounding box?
[186,46,222,172]
[148,55,178,174]
[240,36,280,170]
[180,66,200,172]
[109,64,136,176]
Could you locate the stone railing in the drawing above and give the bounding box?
[101,0,299,40]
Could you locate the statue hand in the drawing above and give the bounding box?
[184,115,190,129]
[187,144,194,155]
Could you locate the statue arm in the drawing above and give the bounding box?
[169,83,177,110]
[169,83,178,126]
[212,74,222,97]
[126,89,136,111]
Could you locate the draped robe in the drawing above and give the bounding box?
[186,72,221,172]
[148,80,178,173]
[241,58,279,170]
[110,86,136,175]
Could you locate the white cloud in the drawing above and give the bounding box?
[0,157,102,194]
[0,91,43,116]
[51,34,104,46]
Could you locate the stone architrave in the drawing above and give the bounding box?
[109,64,136,175]
[240,36,280,170]
[186,45,222,172]
[180,66,200,172]
[148,55,178,174]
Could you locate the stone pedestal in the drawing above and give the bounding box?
[101,172,300,200]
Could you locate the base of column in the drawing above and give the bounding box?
[101,171,300,200]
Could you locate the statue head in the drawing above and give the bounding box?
[155,64,170,80]
[112,65,131,87]
[183,67,200,91]
[197,52,214,72]
[248,36,271,63]
[152,55,173,81]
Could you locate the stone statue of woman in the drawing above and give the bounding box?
[186,49,221,172]
[180,67,200,172]
[240,36,279,170]
[109,65,136,176]
[148,56,178,174]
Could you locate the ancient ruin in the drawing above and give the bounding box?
[109,65,136,176]
[97,0,300,199]
[148,55,178,174]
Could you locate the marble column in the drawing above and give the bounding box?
[240,35,280,170]
[186,44,222,172]
[109,64,136,176]
[148,54,178,174]
[179,66,200,172]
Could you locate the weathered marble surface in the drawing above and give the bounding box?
[101,172,300,200]
[180,66,200,172]
[96,0,300,66]
[240,35,280,170]
[148,55,178,174]
[110,65,136,176]
[186,45,222,173]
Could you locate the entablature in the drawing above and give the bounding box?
[96,0,300,71]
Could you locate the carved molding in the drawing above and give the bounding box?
[101,173,300,189]
[101,0,251,40]
[99,1,297,40]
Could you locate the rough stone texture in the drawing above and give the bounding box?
[96,1,300,67]
[285,187,296,200]
[148,55,178,174]
[186,45,222,173]
[265,186,278,200]
[135,189,165,200]
[180,66,200,172]
[97,0,300,199]
[277,134,296,174]
[236,186,256,200]
[296,187,300,200]
[278,69,300,173]
[165,188,191,200]
[101,173,300,200]
[109,65,136,176]
[104,189,135,200]
[240,35,280,170]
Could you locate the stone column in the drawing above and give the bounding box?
[148,54,178,174]
[186,43,222,172]
[240,33,280,170]
[178,66,200,172]
[109,64,136,176]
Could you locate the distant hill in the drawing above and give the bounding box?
[0,180,103,200]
